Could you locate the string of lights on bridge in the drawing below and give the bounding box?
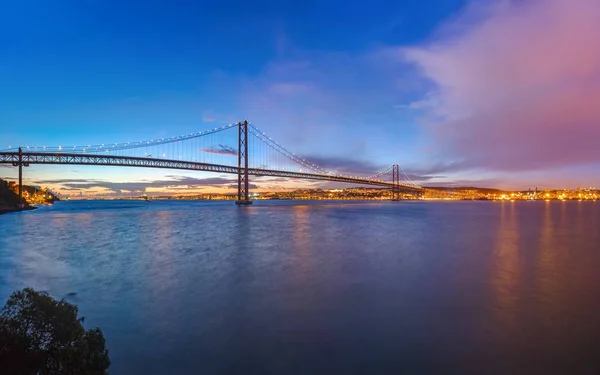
[1,121,419,187]
[1,124,236,153]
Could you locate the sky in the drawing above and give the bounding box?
[1,0,599,196]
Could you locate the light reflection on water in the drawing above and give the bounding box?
[490,201,521,336]
[1,200,599,374]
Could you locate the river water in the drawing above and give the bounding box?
[1,200,599,374]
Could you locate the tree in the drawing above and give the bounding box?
[0,288,110,375]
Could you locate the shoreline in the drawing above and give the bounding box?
[42,198,599,203]
[0,205,37,216]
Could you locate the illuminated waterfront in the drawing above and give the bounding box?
[1,200,599,374]
[61,186,600,202]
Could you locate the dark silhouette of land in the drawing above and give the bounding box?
[0,178,34,214]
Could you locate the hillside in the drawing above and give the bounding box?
[424,186,505,193]
[0,179,29,214]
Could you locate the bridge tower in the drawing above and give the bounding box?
[236,120,252,205]
[392,164,400,201]
[11,147,29,208]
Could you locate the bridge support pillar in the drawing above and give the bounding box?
[12,147,29,208]
[392,164,400,201]
[236,120,252,205]
[18,147,23,207]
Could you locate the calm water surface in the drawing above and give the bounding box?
[1,200,599,374]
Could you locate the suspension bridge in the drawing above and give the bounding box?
[0,121,423,204]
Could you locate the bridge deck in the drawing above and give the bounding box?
[0,151,423,193]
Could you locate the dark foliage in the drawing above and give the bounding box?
[0,178,23,208]
[0,288,110,375]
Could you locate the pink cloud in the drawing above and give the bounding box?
[402,0,600,172]
[202,110,215,122]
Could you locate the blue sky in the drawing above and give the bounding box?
[2,0,600,194]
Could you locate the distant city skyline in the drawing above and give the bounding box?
[2,0,599,195]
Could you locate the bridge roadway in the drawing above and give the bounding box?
[0,151,423,194]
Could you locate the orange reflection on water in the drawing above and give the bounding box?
[537,201,557,283]
[534,201,562,323]
[54,212,94,231]
[290,205,313,278]
[73,212,94,225]
[490,201,521,325]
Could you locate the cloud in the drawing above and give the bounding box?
[274,154,444,184]
[202,110,216,122]
[35,175,238,193]
[233,47,419,157]
[403,161,470,177]
[402,173,444,183]
[301,155,385,175]
[201,144,237,156]
[259,177,291,183]
[401,0,600,172]
[35,178,96,184]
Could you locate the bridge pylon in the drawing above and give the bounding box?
[11,147,29,208]
[235,120,252,205]
[391,164,400,201]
